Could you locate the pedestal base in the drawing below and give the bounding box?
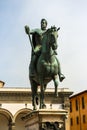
[23,109,67,130]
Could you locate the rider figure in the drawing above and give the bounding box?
[25,18,65,82]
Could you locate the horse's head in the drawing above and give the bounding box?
[46,26,59,50]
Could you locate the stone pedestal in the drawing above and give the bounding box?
[23,109,68,130]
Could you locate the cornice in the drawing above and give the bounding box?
[0,87,73,103]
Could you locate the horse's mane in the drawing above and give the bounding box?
[43,26,59,36]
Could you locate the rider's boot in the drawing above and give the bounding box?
[30,66,35,77]
[30,55,37,77]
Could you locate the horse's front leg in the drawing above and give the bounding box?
[31,87,37,110]
[30,79,38,110]
[53,75,58,97]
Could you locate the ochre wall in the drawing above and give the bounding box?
[70,91,87,130]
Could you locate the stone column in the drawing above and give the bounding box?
[11,123,15,130]
[8,122,15,130]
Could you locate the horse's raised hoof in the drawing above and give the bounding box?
[59,74,65,82]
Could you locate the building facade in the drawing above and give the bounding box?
[0,86,73,130]
[70,90,87,130]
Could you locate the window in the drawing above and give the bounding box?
[76,116,79,124]
[70,101,72,112]
[70,118,73,126]
[75,99,78,111]
[82,97,85,109]
[83,115,86,123]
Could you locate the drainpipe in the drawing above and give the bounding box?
[78,97,82,130]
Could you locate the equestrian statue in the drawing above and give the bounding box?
[25,19,65,110]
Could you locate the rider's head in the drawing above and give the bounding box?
[41,18,47,30]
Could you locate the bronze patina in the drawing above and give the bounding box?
[25,19,65,110]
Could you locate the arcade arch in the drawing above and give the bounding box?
[13,108,32,130]
[0,108,13,130]
[0,108,32,130]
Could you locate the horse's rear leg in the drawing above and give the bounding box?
[53,75,58,97]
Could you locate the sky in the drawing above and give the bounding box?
[0,0,87,94]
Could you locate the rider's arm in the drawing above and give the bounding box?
[30,29,36,34]
[30,28,43,35]
[25,25,42,36]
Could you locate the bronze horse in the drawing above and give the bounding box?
[29,26,60,110]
